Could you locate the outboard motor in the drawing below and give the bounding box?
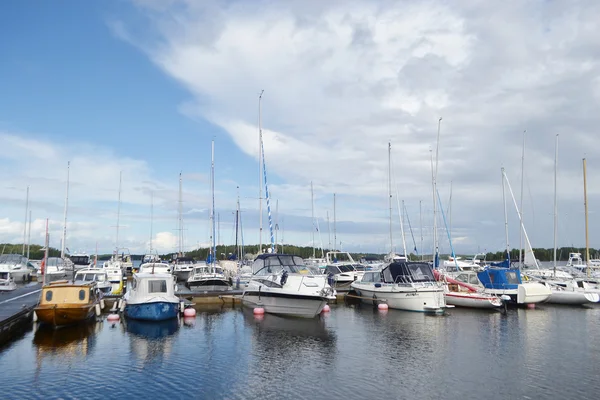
[327,272,335,287]
[280,270,289,286]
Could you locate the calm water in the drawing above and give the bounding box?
[1,303,599,400]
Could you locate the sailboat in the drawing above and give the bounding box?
[102,172,132,274]
[187,140,231,292]
[305,181,327,268]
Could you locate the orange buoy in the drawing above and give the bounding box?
[253,307,265,315]
[107,313,120,322]
[378,303,389,311]
[183,308,197,317]
[322,304,331,313]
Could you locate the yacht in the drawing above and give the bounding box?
[74,268,113,295]
[242,253,333,318]
[172,256,196,282]
[34,281,100,326]
[0,272,17,291]
[186,262,231,292]
[0,254,32,283]
[124,273,180,321]
[43,257,68,282]
[351,261,447,313]
[69,253,93,271]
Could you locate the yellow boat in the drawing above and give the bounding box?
[34,280,100,327]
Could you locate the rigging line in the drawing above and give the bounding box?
[404,202,419,255]
[437,189,459,271]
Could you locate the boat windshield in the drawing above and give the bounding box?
[325,266,342,275]
[383,262,435,283]
[0,254,25,264]
[46,258,64,267]
[0,272,9,280]
[352,265,366,271]
[76,273,106,282]
[338,265,355,273]
[252,255,307,275]
[360,271,382,283]
[70,256,90,265]
[148,279,167,293]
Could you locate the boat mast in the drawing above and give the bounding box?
[419,200,423,261]
[22,185,29,256]
[448,180,453,243]
[432,117,442,267]
[275,199,279,253]
[553,134,558,277]
[333,193,337,251]
[519,130,526,267]
[60,161,70,259]
[327,211,331,251]
[258,90,264,254]
[311,181,315,258]
[178,172,183,256]
[501,167,510,261]
[235,186,240,260]
[211,139,216,272]
[583,158,590,278]
[150,191,154,254]
[388,142,393,254]
[27,210,32,260]
[43,218,49,285]
[115,171,122,255]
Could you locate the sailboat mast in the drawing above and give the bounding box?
[448,181,453,242]
[327,211,331,251]
[60,161,70,259]
[275,199,279,253]
[27,211,32,260]
[388,142,393,253]
[419,200,423,261]
[235,186,240,260]
[22,185,29,256]
[43,218,49,285]
[433,117,442,267]
[150,191,154,253]
[258,90,264,254]
[553,134,558,276]
[501,167,510,259]
[311,181,315,258]
[178,172,183,255]
[211,139,216,271]
[519,130,526,267]
[116,171,122,253]
[583,158,590,277]
[333,193,337,250]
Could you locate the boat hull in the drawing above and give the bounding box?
[484,283,551,304]
[34,304,96,327]
[444,292,502,309]
[546,290,600,305]
[242,291,327,318]
[125,301,179,321]
[353,286,446,313]
[174,270,193,282]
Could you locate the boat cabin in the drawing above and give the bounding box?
[139,262,172,274]
[476,268,522,290]
[39,281,99,306]
[74,269,108,284]
[252,254,311,275]
[359,262,436,284]
[130,273,176,297]
[191,265,225,276]
[325,264,357,275]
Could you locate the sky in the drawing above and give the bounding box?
[1,0,600,257]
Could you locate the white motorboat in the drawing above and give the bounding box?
[477,267,551,305]
[324,251,365,292]
[124,273,180,321]
[242,254,333,318]
[69,253,93,271]
[351,261,447,313]
[236,264,253,289]
[172,256,196,282]
[74,268,113,295]
[186,262,231,292]
[43,257,68,282]
[0,272,17,291]
[537,280,600,305]
[0,254,32,283]
[139,262,172,275]
[105,266,124,295]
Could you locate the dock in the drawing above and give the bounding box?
[0,283,41,346]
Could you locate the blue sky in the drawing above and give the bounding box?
[2,1,600,257]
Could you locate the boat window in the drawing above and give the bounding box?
[292,256,304,266]
[338,265,355,273]
[362,272,377,283]
[505,271,520,284]
[0,272,8,280]
[455,274,468,283]
[45,290,53,301]
[71,256,90,265]
[469,275,480,285]
[149,280,167,293]
[325,266,341,275]
[382,267,394,283]
[79,289,86,300]
[353,265,366,271]
[407,263,435,282]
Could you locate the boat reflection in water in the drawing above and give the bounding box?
[33,322,99,358]
[125,318,179,364]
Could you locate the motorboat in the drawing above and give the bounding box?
[139,262,172,275]
[171,256,196,282]
[124,273,180,321]
[105,266,124,295]
[324,264,362,292]
[43,257,68,282]
[351,262,447,313]
[74,268,113,295]
[34,280,101,326]
[236,264,253,289]
[477,267,551,305]
[534,279,600,305]
[242,253,333,318]
[104,249,134,274]
[186,262,231,292]
[0,254,32,283]
[69,253,93,270]
[142,254,161,264]
[0,272,17,291]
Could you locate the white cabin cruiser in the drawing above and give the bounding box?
[324,251,365,292]
[74,268,113,295]
[0,254,32,283]
[351,261,447,313]
[43,257,68,282]
[69,253,93,271]
[242,254,333,318]
[186,262,231,292]
[105,266,124,295]
[0,272,17,291]
[172,256,196,282]
[139,262,172,275]
[124,273,180,321]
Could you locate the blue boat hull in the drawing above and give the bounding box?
[125,301,179,321]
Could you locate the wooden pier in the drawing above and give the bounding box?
[0,283,41,346]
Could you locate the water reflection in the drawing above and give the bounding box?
[125,318,179,365]
[33,322,98,358]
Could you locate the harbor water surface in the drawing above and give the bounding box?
[1,303,599,399]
